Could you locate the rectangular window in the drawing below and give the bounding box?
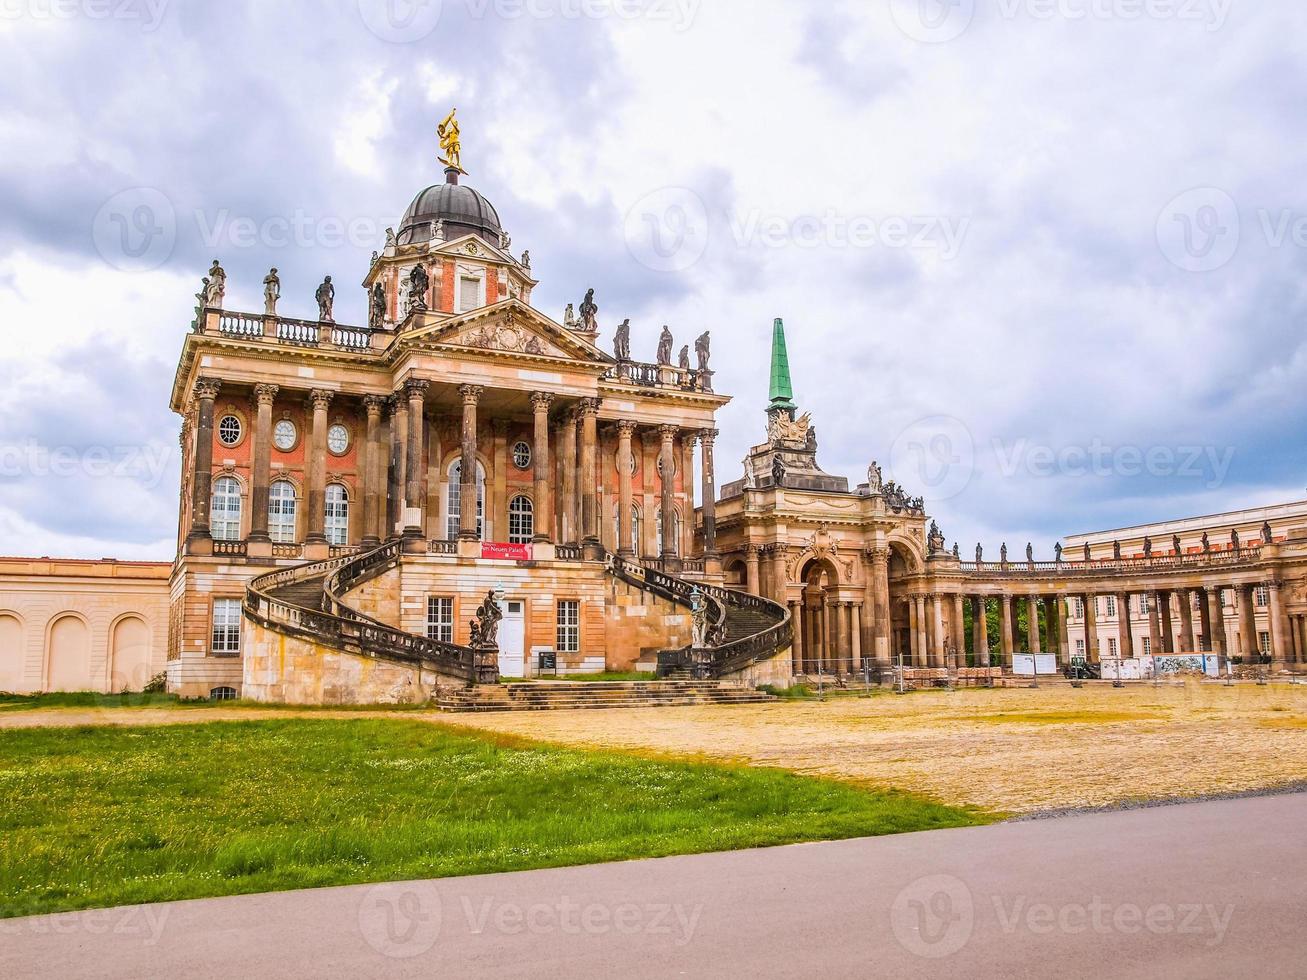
[1106,596,1117,618]
[1074,598,1084,618]
[1259,631,1271,654]
[1075,639,1086,657]
[557,600,580,653]
[426,596,453,643]
[1255,585,1269,608]
[1142,637,1152,657]
[1138,594,1150,616]
[458,276,481,312]
[211,598,242,656]
[1108,637,1118,657]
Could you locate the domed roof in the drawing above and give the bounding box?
[398,171,502,247]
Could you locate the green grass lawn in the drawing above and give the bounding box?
[0,718,992,917]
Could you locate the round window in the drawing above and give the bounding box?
[512,441,532,469]
[273,419,297,451]
[217,415,242,447]
[327,424,349,454]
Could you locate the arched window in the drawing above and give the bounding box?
[508,495,534,544]
[268,480,297,543]
[613,503,640,553]
[446,460,485,541]
[211,476,242,541]
[325,484,349,546]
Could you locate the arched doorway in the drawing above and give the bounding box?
[109,616,153,692]
[798,558,845,675]
[46,615,91,691]
[0,614,24,692]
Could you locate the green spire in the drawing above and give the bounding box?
[768,317,796,412]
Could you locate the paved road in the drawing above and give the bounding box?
[3,793,1304,979]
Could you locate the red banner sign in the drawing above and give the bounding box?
[481,541,532,561]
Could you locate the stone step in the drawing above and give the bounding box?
[437,681,776,712]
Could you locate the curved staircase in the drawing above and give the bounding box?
[243,542,792,706]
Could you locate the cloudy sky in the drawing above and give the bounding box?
[1,0,1304,560]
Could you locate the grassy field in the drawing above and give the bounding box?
[0,718,989,918]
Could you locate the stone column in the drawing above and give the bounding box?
[1209,586,1228,664]
[908,596,920,666]
[1057,595,1071,664]
[1116,592,1134,660]
[851,602,863,673]
[680,433,696,557]
[657,424,678,567]
[1084,593,1100,663]
[1196,586,1213,653]
[952,594,966,665]
[616,421,636,556]
[361,395,385,546]
[529,392,554,543]
[579,400,600,553]
[1268,581,1289,664]
[871,548,891,667]
[1176,588,1195,653]
[305,388,333,546]
[699,428,718,557]
[457,384,481,541]
[790,601,804,673]
[1147,591,1163,659]
[972,596,990,666]
[929,594,944,668]
[1237,584,1256,659]
[403,380,429,542]
[1026,596,1042,654]
[744,545,760,595]
[1000,595,1014,664]
[559,411,578,544]
[186,377,221,548]
[247,383,278,544]
[386,393,405,540]
[1159,590,1176,653]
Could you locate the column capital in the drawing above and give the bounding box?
[682,430,698,452]
[194,377,222,400]
[407,378,432,399]
[616,419,639,437]
[577,397,600,418]
[529,391,555,411]
[387,391,405,415]
[657,423,678,442]
[308,388,334,410]
[699,427,719,445]
[363,394,387,416]
[253,383,279,406]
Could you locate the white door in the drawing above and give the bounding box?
[497,599,525,678]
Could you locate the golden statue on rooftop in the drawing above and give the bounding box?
[437,108,466,174]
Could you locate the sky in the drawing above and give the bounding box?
[1,0,1305,561]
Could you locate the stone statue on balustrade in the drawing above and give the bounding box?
[976,543,983,563]
[193,279,209,326]
[1055,542,1063,563]
[1232,529,1241,552]
[1113,540,1122,561]
[928,521,945,555]
[204,259,226,308]
[1026,542,1034,564]
[1000,542,1008,564]
[1262,521,1273,544]
[263,268,280,316]
[407,263,430,313]
[1202,531,1211,554]
[469,590,503,649]
[678,345,690,370]
[1143,536,1153,559]
[1084,543,1091,562]
[520,249,531,270]
[564,303,576,329]
[315,276,335,322]
[369,282,386,330]
[952,542,960,559]
[613,318,631,360]
[1172,533,1182,555]
[656,325,674,366]
[867,461,883,493]
[384,227,397,251]
[579,288,598,333]
[695,331,711,372]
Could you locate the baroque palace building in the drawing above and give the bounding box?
[3,126,1307,700]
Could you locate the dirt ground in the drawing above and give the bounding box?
[4,682,1305,814]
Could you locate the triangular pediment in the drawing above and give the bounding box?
[430,232,517,266]
[403,299,612,364]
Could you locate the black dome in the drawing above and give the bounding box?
[398,173,502,247]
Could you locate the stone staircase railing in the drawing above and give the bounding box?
[603,550,791,679]
[245,542,493,686]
